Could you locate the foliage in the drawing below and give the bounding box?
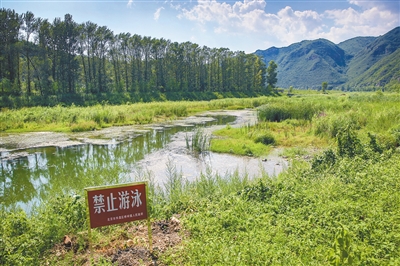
[0,96,273,132]
[255,27,399,90]
[266,60,278,89]
[258,100,322,122]
[253,132,276,145]
[337,126,363,157]
[0,8,268,108]
[328,225,358,265]
[70,121,98,132]
[2,91,400,265]
[0,195,87,265]
[185,128,211,153]
[211,124,273,157]
[166,133,400,265]
[322,81,328,93]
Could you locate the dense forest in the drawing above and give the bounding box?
[0,9,269,108]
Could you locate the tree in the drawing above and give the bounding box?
[0,8,271,106]
[21,11,38,95]
[0,9,22,95]
[266,60,278,89]
[322,81,328,93]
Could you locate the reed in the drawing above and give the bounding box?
[185,128,211,153]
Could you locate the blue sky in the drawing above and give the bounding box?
[2,0,399,52]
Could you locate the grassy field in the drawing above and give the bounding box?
[211,91,400,158]
[1,91,400,265]
[0,97,270,133]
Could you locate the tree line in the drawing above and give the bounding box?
[0,9,276,108]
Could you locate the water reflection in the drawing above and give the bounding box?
[0,115,236,212]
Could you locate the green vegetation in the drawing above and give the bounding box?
[185,128,211,154]
[0,8,267,109]
[211,124,274,157]
[322,81,328,93]
[171,136,400,265]
[255,27,400,90]
[1,91,400,265]
[211,92,400,158]
[0,97,271,132]
[266,60,278,89]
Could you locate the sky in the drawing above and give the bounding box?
[2,0,399,53]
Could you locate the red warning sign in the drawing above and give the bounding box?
[85,182,148,228]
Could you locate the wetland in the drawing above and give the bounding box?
[1,109,287,212]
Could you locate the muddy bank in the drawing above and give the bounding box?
[0,110,257,160]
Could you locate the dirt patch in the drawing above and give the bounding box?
[48,216,184,265]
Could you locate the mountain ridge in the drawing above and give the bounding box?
[255,27,400,90]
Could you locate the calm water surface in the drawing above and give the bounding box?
[0,113,287,213]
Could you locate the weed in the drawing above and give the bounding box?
[185,128,211,153]
[70,121,98,132]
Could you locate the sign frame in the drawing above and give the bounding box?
[84,181,152,258]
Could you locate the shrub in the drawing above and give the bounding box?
[253,132,276,145]
[258,101,319,122]
[70,121,97,132]
[337,126,363,158]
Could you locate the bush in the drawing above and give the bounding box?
[253,132,276,145]
[258,101,320,122]
[70,121,97,132]
[0,195,87,265]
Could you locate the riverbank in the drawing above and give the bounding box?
[0,97,271,133]
[0,109,255,158]
[1,91,400,265]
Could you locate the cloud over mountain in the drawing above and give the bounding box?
[179,0,399,48]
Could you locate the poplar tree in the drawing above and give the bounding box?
[266,60,278,89]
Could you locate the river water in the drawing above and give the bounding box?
[0,110,287,213]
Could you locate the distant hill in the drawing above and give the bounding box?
[337,36,376,57]
[255,27,400,90]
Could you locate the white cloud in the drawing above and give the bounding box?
[179,0,398,47]
[323,5,398,42]
[127,0,133,8]
[349,0,399,12]
[180,1,324,45]
[154,7,164,21]
[232,0,266,14]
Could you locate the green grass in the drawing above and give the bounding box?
[212,92,400,158]
[163,134,400,265]
[185,128,211,154]
[211,124,273,157]
[0,97,273,133]
[211,119,328,157]
[2,91,400,265]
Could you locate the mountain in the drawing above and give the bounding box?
[337,36,376,57]
[347,47,400,88]
[255,27,400,90]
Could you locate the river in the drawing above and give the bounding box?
[0,110,287,213]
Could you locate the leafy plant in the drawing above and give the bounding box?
[253,132,276,145]
[337,126,363,158]
[328,225,358,265]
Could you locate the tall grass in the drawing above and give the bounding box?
[0,97,272,132]
[185,128,211,153]
[257,100,322,122]
[163,132,400,265]
[254,92,400,148]
[2,91,400,265]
